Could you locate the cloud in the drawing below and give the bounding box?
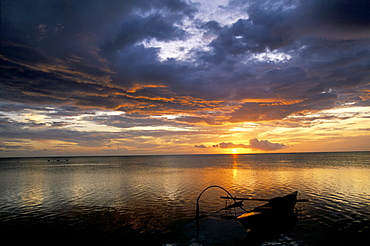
[293,0,370,40]
[101,14,187,55]
[218,142,249,149]
[194,144,207,148]
[248,138,287,151]
[1,0,370,155]
[237,0,370,42]
[2,0,369,119]
[217,139,287,151]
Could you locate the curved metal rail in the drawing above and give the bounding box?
[195,185,238,238]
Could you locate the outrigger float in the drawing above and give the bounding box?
[196,186,309,237]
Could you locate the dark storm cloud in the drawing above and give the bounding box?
[293,0,370,39]
[101,14,187,55]
[198,0,370,118]
[1,0,370,129]
[1,0,195,103]
[1,0,194,55]
[231,0,370,41]
[203,18,288,62]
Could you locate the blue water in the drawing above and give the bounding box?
[0,152,369,245]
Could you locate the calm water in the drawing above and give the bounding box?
[0,152,369,245]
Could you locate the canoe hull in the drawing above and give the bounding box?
[237,191,298,230]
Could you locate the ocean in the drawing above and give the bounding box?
[0,152,369,245]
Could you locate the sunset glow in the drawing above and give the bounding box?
[1,0,369,156]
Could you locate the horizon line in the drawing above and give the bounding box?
[1,150,369,159]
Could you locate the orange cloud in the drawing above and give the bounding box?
[126,84,167,93]
[241,98,304,105]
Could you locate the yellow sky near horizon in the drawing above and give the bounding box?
[2,104,369,157]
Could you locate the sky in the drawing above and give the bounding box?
[1,0,370,157]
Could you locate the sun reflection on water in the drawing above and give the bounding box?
[1,153,370,245]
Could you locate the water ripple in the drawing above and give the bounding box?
[1,153,370,245]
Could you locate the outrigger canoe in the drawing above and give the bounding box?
[196,187,308,240]
[237,191,298,229]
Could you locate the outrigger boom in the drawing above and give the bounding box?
[220,196,309,202]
